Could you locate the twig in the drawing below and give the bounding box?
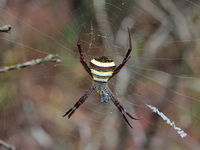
[0,25,11,33]
[0,139,15,150]
[0,54,60,73]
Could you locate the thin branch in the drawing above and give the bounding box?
[0,25,11,33]
[0,54,61,73]
[0,139,15,150]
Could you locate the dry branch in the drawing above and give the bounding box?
[0,25,11,33]
[0,139,15,150]
[0,54,60,73]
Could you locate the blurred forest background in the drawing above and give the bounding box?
[0,0,200,150]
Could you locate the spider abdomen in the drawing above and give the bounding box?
[90,56,116,82]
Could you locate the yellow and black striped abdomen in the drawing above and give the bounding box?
[90,56,116,82]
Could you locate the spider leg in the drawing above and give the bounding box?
[77,36,93,78]
[109,27,132,80]
[63,86,95,118]
[111,98,141,128]
[123,108,142,120]
[122,113,134,128]
[105,87,141,128]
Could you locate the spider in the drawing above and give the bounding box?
[63,28,141,128]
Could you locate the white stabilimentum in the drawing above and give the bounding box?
[146,104,187,138]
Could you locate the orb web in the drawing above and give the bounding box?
[0,0,200,150]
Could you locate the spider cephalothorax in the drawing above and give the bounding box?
[63,28,141,128]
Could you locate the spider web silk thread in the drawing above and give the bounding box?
[146,104,187,138]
